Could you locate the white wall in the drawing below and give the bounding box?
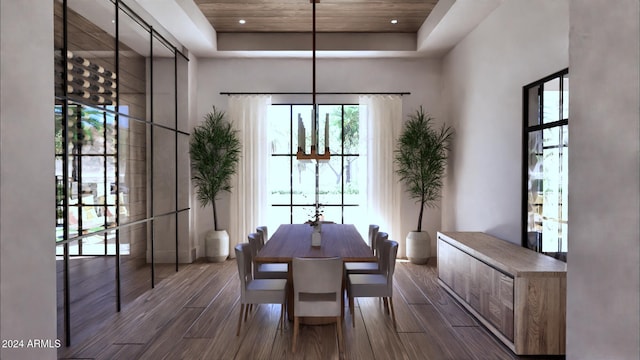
[441,0,569,243]
[442,0,640,358]
[567,0,640,358]
[0,1,58,359]
[195,57,443,257]
[187,53,200,259]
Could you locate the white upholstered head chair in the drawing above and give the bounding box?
[344,231,389,275]
[247,232,288,279]
[291,257,344,354]
[234,243,287,336]
[347,239,399,330]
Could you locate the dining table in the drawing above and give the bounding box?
[255,223,376,321]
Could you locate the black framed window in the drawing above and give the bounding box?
[55,103,120,255]
[268,104,362,224]
[522,69,569,261]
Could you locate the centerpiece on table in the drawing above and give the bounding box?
[308,205,324,247]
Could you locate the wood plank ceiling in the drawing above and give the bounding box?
[194,0,439,33]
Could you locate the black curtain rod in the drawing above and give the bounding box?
[220,91,411,96]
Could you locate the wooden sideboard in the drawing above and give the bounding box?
[437,231,566,355]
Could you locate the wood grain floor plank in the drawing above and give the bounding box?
[59,268,202,358]
[159,338,211,360]
[267,320,296,360]
[234,304,285,360]
[183,274,239,338]
[200,303,273,360]
[394,261,432,304]
[95,344,145,360]
[184,261,236,308]
[245,305,344,360]
[358,297,412,360]
[399,332,460,360]
[409,303,476,360]
[393,283,429,333]
[137,307,204,360]
[342,299,376,360]
[454,326,567,360]
[178,266,246,359]
[108,265,210,344]
[57,261,564,360]
[119,263,155,304]
[453,326,517,360]
[292,322,341,360]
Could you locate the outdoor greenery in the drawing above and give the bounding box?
[55,105,114,181]
[394,107,454,232]
[270,187,359,196]
[54,104,119,236]
[327,106,359,184]
[190,106,241,230]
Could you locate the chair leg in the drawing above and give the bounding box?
[244,303,251,322]
[382,297,389,314]
[388,297,397,331]
[279,304,285,333]
[350,296,356,328]
[292,316,300,353]
[236,304,245,336]
[349,292,355,314]
[336,316,344,356]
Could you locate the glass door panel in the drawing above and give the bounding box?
[523,69,568,260]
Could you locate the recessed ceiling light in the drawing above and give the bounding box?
[239,19,246,24]
[390,19,398,24]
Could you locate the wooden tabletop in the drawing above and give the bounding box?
[255,224,376,263]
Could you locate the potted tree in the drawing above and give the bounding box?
[394,106,453,264]
[190,106,241,262]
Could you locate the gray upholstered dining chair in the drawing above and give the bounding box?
[347,239,399,330]
[367,224,380,255]
[344,231,388,275]
[256,226,269,243]
[247,232,288,279]
[234,243,287,336]
[291,257,344,355]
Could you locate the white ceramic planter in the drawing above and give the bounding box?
[406,231,430,264]
[205,229,229,262]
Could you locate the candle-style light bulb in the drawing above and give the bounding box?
[311,108,316,151]
[324,113,329,152]
[298,113,303,152]
[301,121,306,152]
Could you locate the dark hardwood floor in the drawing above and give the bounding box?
[57,258,566,360]
[56,252,178,347]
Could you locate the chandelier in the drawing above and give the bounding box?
[296,0,330,161]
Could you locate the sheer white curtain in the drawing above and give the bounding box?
[358,95,403,254]
[228,95,272,257]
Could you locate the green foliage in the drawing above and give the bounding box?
[328,105,359,184]
[55,105,108,154]
[190,106,241,230]
[331,105,359,153]
[394,106,453,232]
